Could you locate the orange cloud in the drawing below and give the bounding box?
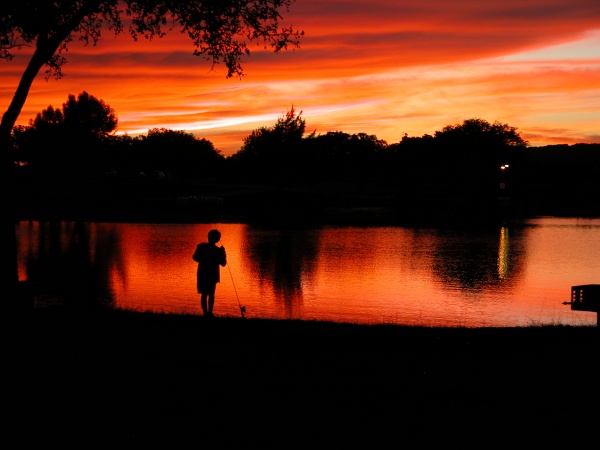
[2,0,599,155]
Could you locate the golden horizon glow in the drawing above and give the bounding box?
[2,0,599,156]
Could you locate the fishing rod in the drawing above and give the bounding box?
[227,263,246,318]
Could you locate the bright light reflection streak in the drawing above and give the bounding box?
[498,227,509,280]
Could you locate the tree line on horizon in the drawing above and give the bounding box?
[9,92,600,197]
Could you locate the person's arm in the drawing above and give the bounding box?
[192,244,201,262]
[220,247,227,266]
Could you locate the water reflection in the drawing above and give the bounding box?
[431,227,524,291]
[498,227,509,279]
[19,221,123,307]
[243,227,321,319]
[19,219,599,327]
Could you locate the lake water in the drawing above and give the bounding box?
[19,217,599,327]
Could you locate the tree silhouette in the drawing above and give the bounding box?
[434,118,528,150]
[303,131,387,182]
[17,91,117,178]
[431,119,528,187]
[388,118,527,183]
[61,91,118,141]
[230,106,310,181]
[134,128,225,178]
[1,1,303,306]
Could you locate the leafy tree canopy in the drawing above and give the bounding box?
[12,91,117,177]
[15,90,116,150]
[137,127,225,176]
[60,91,118,138]
[23,91,118,143]
[234,105,309,162]
[1,1,304,147]
[434,118,528,150]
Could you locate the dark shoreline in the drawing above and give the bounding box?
[24,306,598,445]
[15,175,600,227]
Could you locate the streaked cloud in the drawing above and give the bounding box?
[2,0,599,155]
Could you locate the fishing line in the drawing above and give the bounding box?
[227,263,246,318]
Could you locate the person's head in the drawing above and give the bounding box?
[208,229,221,244]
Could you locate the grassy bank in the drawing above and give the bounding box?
[24,307,598,446]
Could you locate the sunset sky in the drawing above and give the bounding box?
[2,0,599,156]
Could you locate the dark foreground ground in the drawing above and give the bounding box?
[22,307,598,447]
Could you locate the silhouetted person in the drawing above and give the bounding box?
[193,229,227,317]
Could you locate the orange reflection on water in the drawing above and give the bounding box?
[110,223,248,315]
[519,218,600,303]
[81,221,600,326]
[311,227,444,325]
[20,219,599,327]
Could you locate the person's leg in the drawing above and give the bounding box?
[200,294,208,316]
[207,293,215,316]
